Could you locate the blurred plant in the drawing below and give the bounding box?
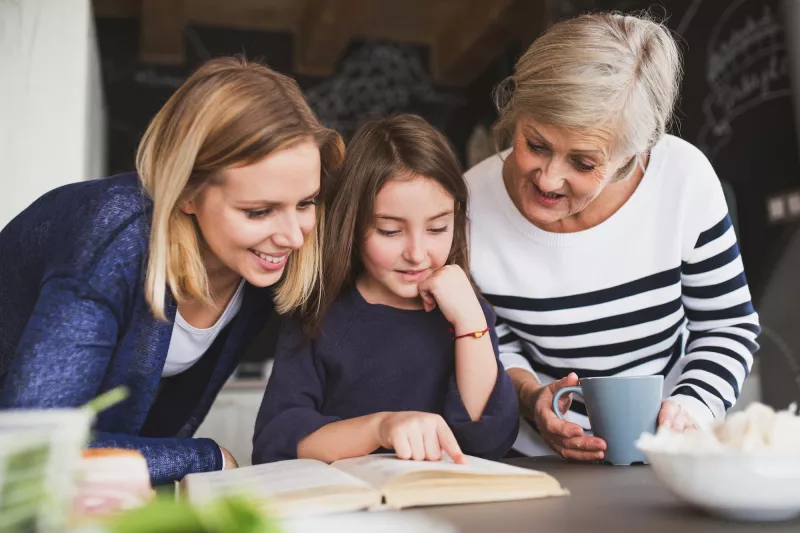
[106,497,280,533]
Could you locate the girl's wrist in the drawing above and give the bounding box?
[371,412,389,442]
[452,313,488,336]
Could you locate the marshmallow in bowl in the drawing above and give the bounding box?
[637,402,800,453]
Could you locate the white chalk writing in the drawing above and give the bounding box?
[698,0,791,160]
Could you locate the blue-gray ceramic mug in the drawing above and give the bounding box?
[551,375,663,465]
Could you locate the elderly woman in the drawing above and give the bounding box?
[467,12,760,460]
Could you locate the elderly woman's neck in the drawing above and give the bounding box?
[563,158,646,232]
[502,151,648,234]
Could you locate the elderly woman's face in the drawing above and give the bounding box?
[504,117,631,229]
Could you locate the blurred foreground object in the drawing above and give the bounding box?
[0,408,93,532]
[638,402,800,522]
[72,449,154,520]
[0,388,127,532]
[105,497,279,533]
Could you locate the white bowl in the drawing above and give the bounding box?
[640,448,800,522]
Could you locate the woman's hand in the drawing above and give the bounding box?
[220,446,239,469]
[417,265,485,333]
[523,373,607,461]
[375,411,468,464]
[658,399,699,431]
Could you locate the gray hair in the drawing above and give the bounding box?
[494,11,683,173]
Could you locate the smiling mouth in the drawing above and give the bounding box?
[534,183,566,199]
[396,269,428,276]
[250,249,289,264]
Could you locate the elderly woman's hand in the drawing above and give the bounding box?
[657,399,699,432]
[526,373,607,461]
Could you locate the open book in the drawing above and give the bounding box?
[181,454,568,518]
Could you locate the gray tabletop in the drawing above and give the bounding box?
[412,457,800,533]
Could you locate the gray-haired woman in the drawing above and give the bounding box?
[467,12,760,460]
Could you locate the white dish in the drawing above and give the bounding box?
[639,447,800,522]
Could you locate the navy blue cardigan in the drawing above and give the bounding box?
[0,173,274,484]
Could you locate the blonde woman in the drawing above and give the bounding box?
[0,57,343,484]
[467,13,760,460]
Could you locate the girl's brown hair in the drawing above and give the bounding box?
[303,114,470,335]
[136,56,343,320]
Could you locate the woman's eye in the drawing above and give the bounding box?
[527,141,546,154]
[246,209,272,219]
[573,159,596,172]
[298,198,318,210]
[376,229,400,236]
[429,226,449,234]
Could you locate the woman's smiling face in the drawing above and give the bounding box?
[504,116,634,230]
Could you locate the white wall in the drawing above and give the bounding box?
[0,0,106,229]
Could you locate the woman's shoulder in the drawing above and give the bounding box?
[50,172,151,254]
[464,150,508,189]
[10,172,150,233]
[653,134,718,188]
[70,172,151,224]
[464,150,510,220]
[650,136,729,240]
[1,172,151,281]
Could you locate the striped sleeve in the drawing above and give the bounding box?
[672,183,760,425]
[495,317,535,375]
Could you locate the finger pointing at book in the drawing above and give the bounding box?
[376,412,468,465]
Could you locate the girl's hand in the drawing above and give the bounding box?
[220,446,239,469]
[375,411,468,464]
[417,265,485,333]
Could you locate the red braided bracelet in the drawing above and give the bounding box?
[448,327,490,340]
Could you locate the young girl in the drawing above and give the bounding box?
[252,114,518,465]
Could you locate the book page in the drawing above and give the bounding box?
[332,454,544,489]
[185,459,375,504]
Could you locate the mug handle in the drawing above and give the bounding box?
[551,386,583,421]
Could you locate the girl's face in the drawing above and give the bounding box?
[183,140,321,288]
[358,175,456,309]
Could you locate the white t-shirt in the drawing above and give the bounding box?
[466,135,760,456]
[162,280,246,378]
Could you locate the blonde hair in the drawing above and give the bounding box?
[136,56,343,320]
[494,11,682,177]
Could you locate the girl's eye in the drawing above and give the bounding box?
[298,198,318,210]
[572,159,596,172]
[527,141,546,154]
[429,226,449,234]
[376,229,400,236]
[246,209,272,219]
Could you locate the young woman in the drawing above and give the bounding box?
[0,57,343,484]
[252,114,518,465]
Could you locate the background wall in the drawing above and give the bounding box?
[93,0,800,412]
[0,0,106,229]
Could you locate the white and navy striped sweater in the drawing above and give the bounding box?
[466,135,760,454]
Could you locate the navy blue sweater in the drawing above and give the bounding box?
[252,286,519,464]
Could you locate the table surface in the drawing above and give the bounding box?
[410,457,800,533]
